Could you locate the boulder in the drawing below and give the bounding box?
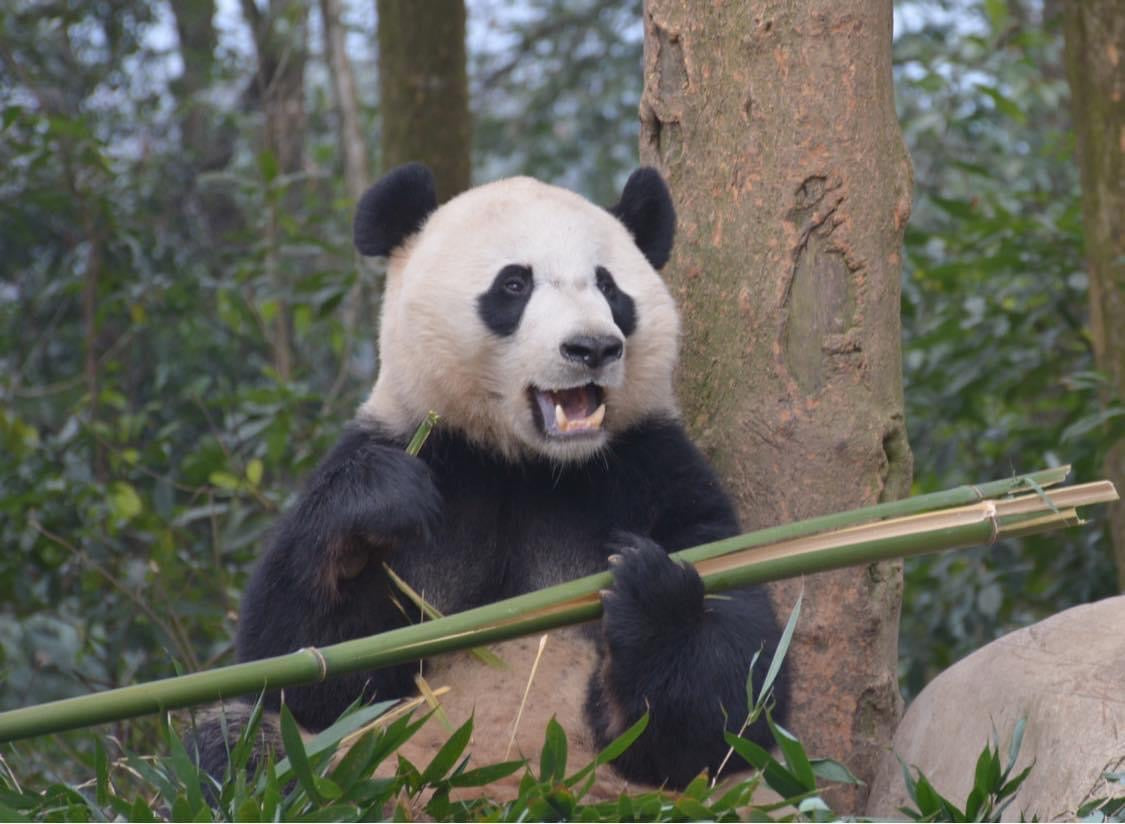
[867,595,1125,821]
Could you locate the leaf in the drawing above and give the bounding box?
[723,730,807,799]
[448,759,525,788]
[810,758,862,785]
[94,737,109,806]
[245,459,263,487]
[758,592,801,711]
[278,704,324,805]
[976,85,1025,124]
[972,743,1000,795]
[539,717,568,784]
[769,717,816,792]
[420,716,473,785]
[109,481,143,521]
[998,762,1034,799]
[299,698,398,761]
[565,712,648,787]
[257,149,279,183]
[208,471,241,490]
[1062,407,1125,442]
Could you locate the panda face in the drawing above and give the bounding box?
[357,172,681,463]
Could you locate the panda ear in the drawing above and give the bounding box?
[353,163,438,257]
[609,168,676,271]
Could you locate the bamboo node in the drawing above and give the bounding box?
[970,484,985,501]
[984,501,999,543]
[302,646,329,681]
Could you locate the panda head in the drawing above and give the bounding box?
[354,163,681,463]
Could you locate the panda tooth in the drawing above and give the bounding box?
[589,403,606,429]
[554,403,568,431]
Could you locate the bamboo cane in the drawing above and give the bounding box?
[0,469,1113,743]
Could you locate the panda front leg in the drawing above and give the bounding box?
[236,427,444,727]
[585,533,786,789]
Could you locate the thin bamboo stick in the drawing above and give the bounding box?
[0,468,1108,744]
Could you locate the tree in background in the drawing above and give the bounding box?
[470,0,643,205]
[640,0,912,811]
[377,0,470,201]
[1063,1,1125,589]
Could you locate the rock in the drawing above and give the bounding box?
[867,595,1125,821]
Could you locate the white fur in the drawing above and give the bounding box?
[357,176,681,462]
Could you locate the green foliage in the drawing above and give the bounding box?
[470,0,643,203]
[1077,772,1125,823]
[0,616,860,822]
[894,0,1120,696]
[897,719,1032,822]
[0,0,370,783]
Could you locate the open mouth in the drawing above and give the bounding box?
[528,384,607,438]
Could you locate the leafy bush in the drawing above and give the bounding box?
[0,600,860,822]
[898,719,1032,822]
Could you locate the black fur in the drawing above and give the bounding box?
[608,168,676,271]
[199,416,787,789]
[588,535,784,786]
[353,163,438,257]
[476,264,534,337]
[595,266,637,337]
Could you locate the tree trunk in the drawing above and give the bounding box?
[1063,2,1125,590]
[320,0,374,411]
[169,0,222,169]
[640,0,912,812]
[241,0,310,381]
[376,0,470,201]
[321,0,370,200]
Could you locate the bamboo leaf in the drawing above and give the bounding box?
[420,716,473,785]
[539,717,568,784]
[565,712,649,787]
[448,759,525,788]
[770,716,816,792]
[94,737,109,806]
[758,592,801,711]
[809,757,862,786]
[383,563,506,670]
[1005,717,1026,775]
[278,704,323,805]
[722,730,807,799]
[163,715,205,814]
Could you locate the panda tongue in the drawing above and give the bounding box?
[553,386,595,419]
[535,386,604,435]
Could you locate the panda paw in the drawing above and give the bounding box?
[600,532,705,653]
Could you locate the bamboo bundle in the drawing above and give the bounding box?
[0,468,1115,743]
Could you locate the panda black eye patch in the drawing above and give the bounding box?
[477,264,534,337]
[595,266,637,337]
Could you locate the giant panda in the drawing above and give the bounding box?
[192,163,788,796]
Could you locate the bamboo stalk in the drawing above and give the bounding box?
[0,468,1111,743]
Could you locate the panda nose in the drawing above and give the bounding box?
[560,334,624,369]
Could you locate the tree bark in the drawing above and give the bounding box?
[320,0,374,411]
[1063,2,1125,590]
[321,0,370,201]
[242,0,310,381]
[169,0,223,169]
[640,0,912,812]
[376,0,470,201]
